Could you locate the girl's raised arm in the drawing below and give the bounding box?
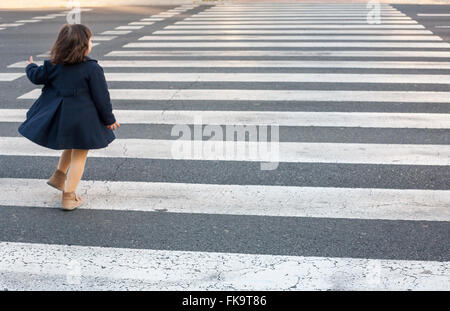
[25,56,48,85]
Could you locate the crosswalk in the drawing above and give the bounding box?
[0,2,449,290]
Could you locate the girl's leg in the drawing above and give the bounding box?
[47,149,71,191]
[57,149,72,174]
[65,149,89,193]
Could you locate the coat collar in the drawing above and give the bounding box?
[85,56,98,63]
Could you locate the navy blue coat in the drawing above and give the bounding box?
[18,56,116,150]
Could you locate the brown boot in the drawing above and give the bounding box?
[62,191,83,211]
[47,169,66,191]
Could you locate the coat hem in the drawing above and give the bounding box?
[18,127,115,150]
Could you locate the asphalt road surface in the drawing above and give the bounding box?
[0,2,449,290]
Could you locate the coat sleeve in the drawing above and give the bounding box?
[25,60,48,85]
[87,63,117,126]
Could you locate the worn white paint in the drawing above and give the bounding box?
[2,109,449,129]
[19,88,450,103]
[0,23,24,27]
[417,14,450,17]
[91,36,117,41]
[115,25,144,30]
[101,30,131,35]
[103,50,450,58]
[0,73,24,81]
[10,59,450,69]
[15,19,40,23]
[154,29,434,34]
[175,20,418,24]
[128,22,154,25]
[1,178,450,221]
[166,24,425,29]
[0,242,448,290]
[1,137,449,166]
[124,42,447,48]
[139,35,442,41]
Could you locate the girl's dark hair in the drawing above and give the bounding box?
[50,24,92,65]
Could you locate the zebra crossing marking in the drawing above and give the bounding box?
[175,20,419,24]
[128,22,155,26]
[19,88,450,103]
[166,24,425,29]
[104,50,450,58]
[153,29,434,34]
[101,30,132,35]
[0,73,24,81]
[2,178,450,221]
[0,23,24,27]
[15,20,40,23]
[66,72,450,84]
[9,60,450,69]
[139,35,443,41]
[115,26,144,30]
[124,42,449,48]
[1,241,448,290]
[1,137,449,166]
[3,109,449,129]
[91,36,117,41]
[184,17,413,20]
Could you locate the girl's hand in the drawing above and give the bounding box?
[106,121,120,130]
[25,56,34,65]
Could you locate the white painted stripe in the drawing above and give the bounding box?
[417,14,450,17]
[3,109,449,129]
[124,41,447,48]
[60,8,91,12]
[70,60,450,69]
[0,73,24,81]
[1,242,448,290]
[128,22,154,25]
[15,19,40,23]
[139,35,442,41]
[202,8,401,11]
[0,28,5,31]
[101,30,131,35]
[154,29,434,34]
[1,137,449,166]
[183,15,412,22]
[0,23,24,27]
[176,20,418,25]
[204,8,400,10]
[11,60,450,70]
[115,26,144,30]
[91,36,117,41]
[140,18,164,21]
[100,72,450,84]
[104,50,450,58]
[19,89,450,104]
[195,13,406,17]
[32,16,55,19]
[2,178,450,222]
[208,8,397,11]
[201,11,403,14]
[436,26,450,28]
[45,13,67,17]
[201,8,400,11]
[166,24,425,29]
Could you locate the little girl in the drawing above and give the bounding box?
[18,23,120,211]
